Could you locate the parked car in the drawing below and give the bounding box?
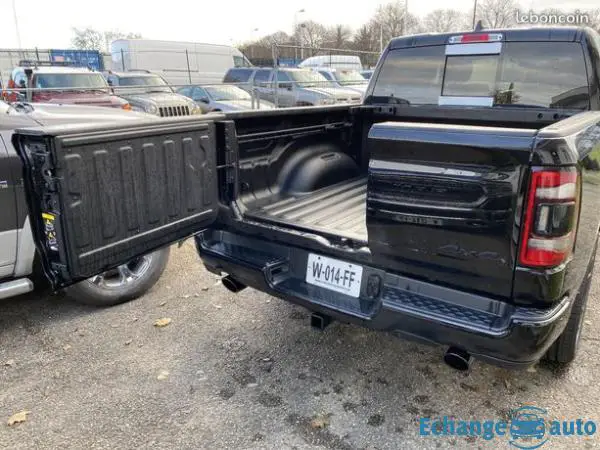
[0,100,169,306]
[242,67,362,107]
[222,67,258,92]
[312,67,368,96]
[177,84,274,112]
[11,26,600,371]
[103,70,201,117]
[298,55,363,71]
[4,61,131,110]
[360,70,374,80]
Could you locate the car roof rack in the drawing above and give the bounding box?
[18,59,88,68]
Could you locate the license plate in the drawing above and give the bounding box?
[305,253,363,298]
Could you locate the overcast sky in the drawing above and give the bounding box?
[1,0,597,49]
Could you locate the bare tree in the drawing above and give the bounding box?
[590,9,600,32]
[374,1,406,40]
[295,20,328,50]
[477,0,517,28]
[104,30,142,51]
[325,24,353,49]
[423,9,465,33]
[72,28,142,52]
[240,31,292,63]
[371,1,423,44]
[351,23,379,53]
[71,28,104,51]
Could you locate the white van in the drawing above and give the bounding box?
[298,55,363,71]
[110,39,252,86]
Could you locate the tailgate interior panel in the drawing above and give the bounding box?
[16,119,218,287]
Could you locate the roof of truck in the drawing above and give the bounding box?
[389,26,592,50]
[13,65,97,74]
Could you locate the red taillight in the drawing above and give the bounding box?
[519,169,579,268]
[462,34,490,42]
[448,33,503,44]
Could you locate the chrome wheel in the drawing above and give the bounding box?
[87,254,154,290]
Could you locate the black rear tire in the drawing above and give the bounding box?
[544,246,596,364]
[64,247,170,307]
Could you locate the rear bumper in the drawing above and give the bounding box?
[196,230,573,369]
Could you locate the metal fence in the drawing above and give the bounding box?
[1,44,381,110]
[0,49,111,86]
[272,43,381,70]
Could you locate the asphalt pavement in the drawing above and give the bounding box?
[1,241,599,449]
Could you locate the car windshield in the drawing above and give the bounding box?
[287,70,329,88]
[34,73,109,92]
[117,75,173,93]
[205,85,251,101]
[333,70,367,86]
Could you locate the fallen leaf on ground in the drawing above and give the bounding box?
[157,370,170,380]
[63,344,72,351]
[526,366,537,373]
[310,414,331,429]
[213,304,222,309]
[201,286,209,291]
[159,301,167,307]
[124,339,133,346]
[154,318,172,328]
[585,320,592,325]
[503,379,511,389]
[182,295,190,299]
[7,411,30,426]
[4,359,15,367]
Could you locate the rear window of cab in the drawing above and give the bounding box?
[372,42,590,109]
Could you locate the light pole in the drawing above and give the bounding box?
[249,28,259,59]
[12,0,23,50]
[294,8,306,61]
[472,0,478,29]
[403,0,409,35]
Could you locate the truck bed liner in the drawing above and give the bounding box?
[245,178,367,242]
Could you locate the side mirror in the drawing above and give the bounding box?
[198,97,210,104]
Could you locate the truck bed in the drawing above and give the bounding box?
[245,177,367,242]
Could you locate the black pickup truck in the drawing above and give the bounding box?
[11,27,600,370]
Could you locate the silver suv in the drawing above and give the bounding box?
[230,68,362,107]
[104,70,201,117]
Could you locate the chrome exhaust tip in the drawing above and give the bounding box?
[221,276,247,293]
[444,347,472,371]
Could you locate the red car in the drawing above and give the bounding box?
[4,62,131,110]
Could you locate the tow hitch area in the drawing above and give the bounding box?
[311,312,332,330]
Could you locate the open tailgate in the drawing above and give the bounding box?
[14,118,218,289]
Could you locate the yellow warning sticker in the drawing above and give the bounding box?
[42,212,54,221]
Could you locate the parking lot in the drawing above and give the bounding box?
[0,240,599,449]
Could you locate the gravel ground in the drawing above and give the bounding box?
[1,241,599,449]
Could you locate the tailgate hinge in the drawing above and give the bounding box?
[222,121,239,201]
